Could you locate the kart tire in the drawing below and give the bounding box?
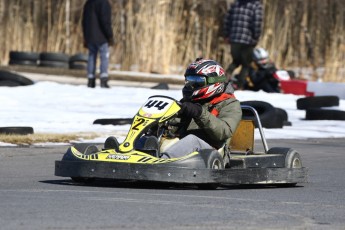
[104,136,120,151]
[274,107,291,127]
[0,126,34,135]
[296,96,339,110]
[93,118,133,126]
[69,62,87,70]
[9,60,38,66]
[69,53,88,62]
[38,60,69,69]
[305,108,345,121]
[198,150,224,190]
[267,147,302,187]
[70,143,97,184]
[69,53,88,70]
[240,101,277,128]
[39,52,69,62]
[0,70,34,86]
[84,145,99,155]
[285,150,302,169]
[72,143,99,155]
[9,51,40,61]
[0,80,21,87]
[275,108,288,122]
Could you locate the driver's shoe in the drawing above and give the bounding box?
[104,136,120,152]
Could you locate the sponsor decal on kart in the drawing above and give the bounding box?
[106,154,130,160]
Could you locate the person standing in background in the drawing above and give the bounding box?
[223,0,263,90]
[82,0,114,88]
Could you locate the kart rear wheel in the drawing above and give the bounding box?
[198,150,224,190]
[268,148,303,187]
[286,150,302,169]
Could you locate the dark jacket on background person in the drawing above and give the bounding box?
[223,0,263,45]
[82,0,114,45]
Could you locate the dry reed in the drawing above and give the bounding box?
[0,133,100,145]
[0,0,344,82]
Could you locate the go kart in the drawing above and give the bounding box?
[55,95,308,188]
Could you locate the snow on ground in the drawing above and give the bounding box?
[0,80,345,146]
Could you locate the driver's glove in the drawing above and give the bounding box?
[179,102,202,119]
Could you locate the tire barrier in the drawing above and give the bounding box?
[38,52,69,69]
[297,96,339,110]
[9,51,39,67]
[69,53,88,70]
[240,101,288,129]
[8,51,88,70]
[0,70,34,86]
[0,80,21,87]
[93,118,133,126]
[275,107,292,127]
[306,109,345,121]
[0,126,34,135]
[297,95,344,120]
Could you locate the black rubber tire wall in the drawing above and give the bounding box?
[9,51,39,62]
[240,101,280,128]
[9,60,38,66]
[0,70,34,86]
[0,80,21,87]
[0,127,34,135]
[297,96,339,110]
[93,118,133,125]
[39,52,69,62]
[38,60,69,68]
[69,53,88,70]
[69,53,88,62]
[306,108,345,120]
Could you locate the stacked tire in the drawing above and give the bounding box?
[38,52,69,69]
[297,96,345,120]
[8,51,87,70]
[0,127,34,135]
[240,101,291,129]
[69,53,88,70]
[9,51,39,66]
[0,70,34,87]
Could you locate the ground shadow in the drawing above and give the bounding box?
[40,179,304,190]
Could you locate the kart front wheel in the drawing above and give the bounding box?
[69,144,99,184]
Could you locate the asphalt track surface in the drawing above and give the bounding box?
[1,138,345,230]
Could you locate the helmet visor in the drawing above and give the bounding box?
[185,75,207,89]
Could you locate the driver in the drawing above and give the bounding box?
[161,58,242,159]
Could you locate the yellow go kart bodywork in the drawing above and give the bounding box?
[55,95,308,187]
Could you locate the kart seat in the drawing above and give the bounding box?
[229,120,255,153]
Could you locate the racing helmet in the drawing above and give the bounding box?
[253,47,270,69]
[183,59,226,101]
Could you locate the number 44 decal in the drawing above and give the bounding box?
[144,100,168,110]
